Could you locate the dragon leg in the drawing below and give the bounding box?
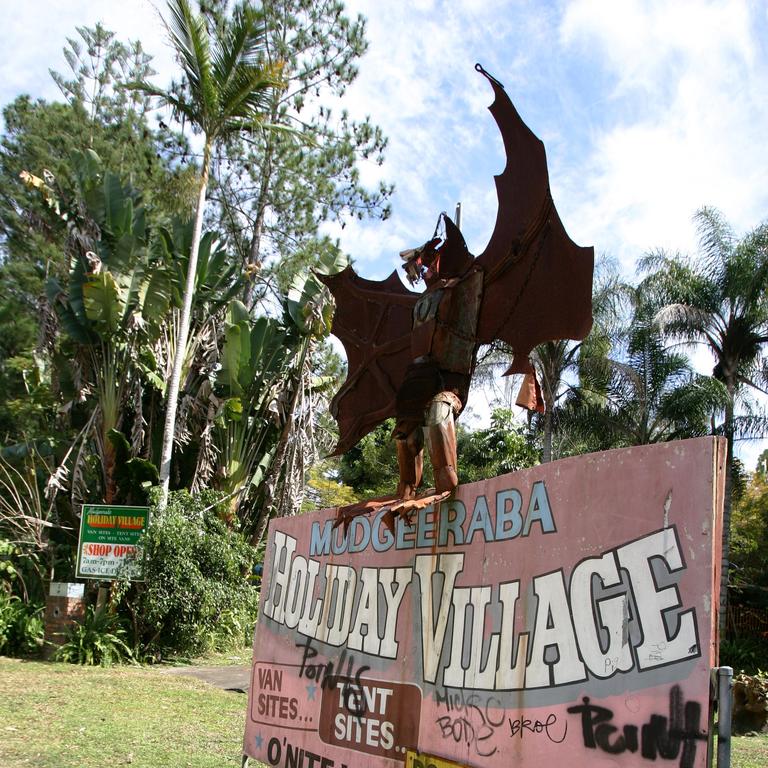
[426,392,461,494]
[395,427,424,499]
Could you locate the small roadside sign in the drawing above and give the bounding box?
[76,504,150,580]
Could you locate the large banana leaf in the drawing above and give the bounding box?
[161,222,243,313]
[104,171,134,240]
[286,249,347,336]
[82,271,124,338]
[219,301,295,399]
[137,267,173,334]
[221,323,247,396]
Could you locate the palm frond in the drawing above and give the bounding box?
[219,66,279,124]
[166,0,217,128]
[730,412,768,441]
[211,4,267,91]
[731,222,768,309]
[654,303,713,340]
[122,80,169,99]
[637,247,683,276]
[694,206,735,280]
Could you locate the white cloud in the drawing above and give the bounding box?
[0,1,176,113]
[560,0,755,95]
[559,0,768,269]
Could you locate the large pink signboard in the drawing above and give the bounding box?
[244,437,725,768]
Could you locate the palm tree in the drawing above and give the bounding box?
[562,287,727,451]
[531,257,624,461]
[640,206,768,628]
[532,339,580,462]
[128,0,284,502]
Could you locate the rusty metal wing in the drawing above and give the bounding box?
[474,65,594,375]
[317,266,418,456]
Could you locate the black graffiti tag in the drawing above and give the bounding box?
[296,637,370,717]
[435,688,505,757]
[509,712,567,743]
[567,686,707,768]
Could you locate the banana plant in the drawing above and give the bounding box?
[195,300,296,525]
[41,151,174,504]
[248,247,347,543]
[32,148,248,506]
[196,245,346,537]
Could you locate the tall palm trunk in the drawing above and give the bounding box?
[719,385,735,634]
[159,139,212,503]
[243,100,279,311]
[542,408,554,463]
[97,344,123,503]
[538,341,562,463]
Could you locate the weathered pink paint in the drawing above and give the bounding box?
[244,437,725,768]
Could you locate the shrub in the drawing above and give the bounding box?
[0,537,42,602]
[0,591,44,656]
[55,604,133,666]
[732,670,768,734]
[720,635,768,675]
[119,489,259,659]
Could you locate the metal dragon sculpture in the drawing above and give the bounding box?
[319,64,594,525]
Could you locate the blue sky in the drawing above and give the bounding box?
[1,0,767,465]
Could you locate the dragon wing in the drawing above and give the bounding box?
[473,64,594,375]
[317,266,417,455]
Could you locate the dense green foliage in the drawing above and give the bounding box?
[0,591,43,656]
[336,409,539,498]
[337,419,400,498]
[721,636,768,676]
[457,409,538,484]
[731,469,768,589]
[0,27,192,447]
[54,605,133,666]
[116,490,259,659]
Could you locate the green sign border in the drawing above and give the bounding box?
[75,504,150,581]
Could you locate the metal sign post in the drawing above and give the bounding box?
[716,666,733,768]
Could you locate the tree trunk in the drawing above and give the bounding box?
[537,342,559,463]
[719,387,735,635]
[250,339,309,546]
[100,347,120,503]
[243,105,278,311]
[542,409,553,464]
[158,140,212,504]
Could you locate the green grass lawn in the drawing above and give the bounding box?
[0,657,251,768]
[1,656,766,768]
[730,735,768,768]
